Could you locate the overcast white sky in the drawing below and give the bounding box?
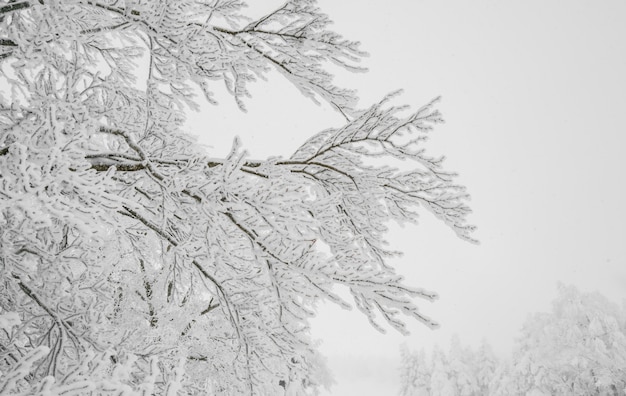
[187,1,626,394]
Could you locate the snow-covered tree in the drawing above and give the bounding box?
[474,340,497,394]
[0,1,475,394]
[399,345,431,396]
[429,347,457,396]
[399,337,485,396]
[488,360,517,396]
[447,336,479,396]
[509,285,626,395]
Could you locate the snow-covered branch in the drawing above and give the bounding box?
[0,0,474,393]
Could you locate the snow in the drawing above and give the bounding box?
[0,312,21,332]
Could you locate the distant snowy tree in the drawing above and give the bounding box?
[474,340,497,394]
[0,0,474,394]
[429,347,456,396]
[488,360,517,396]
[399,345,431,396]
[509,285,626,395]
[400,338,488,396]
[447,336,479,396]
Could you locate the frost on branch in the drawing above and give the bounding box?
[0,0,474,394]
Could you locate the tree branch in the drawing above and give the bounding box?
[0,39,17,46]
[138,259,158,328]
[0,1,32,16]
[86,148,268,178]
[119,205,237,329]
[11,274,82,351]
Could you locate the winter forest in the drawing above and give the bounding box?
[0,0,475,394]
[399,286,626,396]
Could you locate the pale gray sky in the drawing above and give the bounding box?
[187,1,626,394]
